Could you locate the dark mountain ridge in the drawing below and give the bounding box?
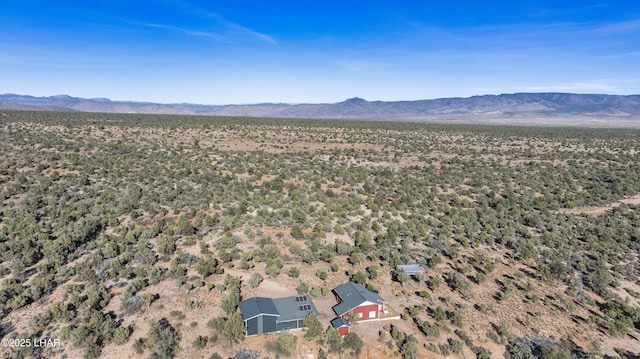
[2,92,639,125]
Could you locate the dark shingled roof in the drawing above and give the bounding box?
[331,317,351,328]
[238,297,278,321]
[332,282,385,316]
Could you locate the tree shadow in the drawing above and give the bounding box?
[607,348,640,359]
[570,315,586,325]
[519,267,538,280]
[0,322,15,339]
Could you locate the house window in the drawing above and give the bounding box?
[369,311,376,319]
[357,312,363,318]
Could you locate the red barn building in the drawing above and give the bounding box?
[330,317,351,336]
[332,282,385,322]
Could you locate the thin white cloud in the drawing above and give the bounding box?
[495,17,640,43]
[221,20,277,44]
[153,0,276,44]
[403,16,640,51]
[143,23,228,42]
[591,18,640,35]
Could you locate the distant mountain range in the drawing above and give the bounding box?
[2,93,640,126]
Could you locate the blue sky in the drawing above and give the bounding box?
[1,1,639,104]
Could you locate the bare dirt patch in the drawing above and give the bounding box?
[558,193,640,216]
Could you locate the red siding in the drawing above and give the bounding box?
[337,326,350,336]
[342,303,380,322]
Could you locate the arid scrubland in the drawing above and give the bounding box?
[0,111,639,358]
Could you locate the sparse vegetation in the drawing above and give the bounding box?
[0,111,638,358]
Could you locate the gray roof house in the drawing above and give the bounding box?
[332,282,385,320]
[239,294,318,336]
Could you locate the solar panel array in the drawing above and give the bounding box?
[295,295,308,302]
[299,304,311,311]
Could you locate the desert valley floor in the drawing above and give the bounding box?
[0,111,639,358]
